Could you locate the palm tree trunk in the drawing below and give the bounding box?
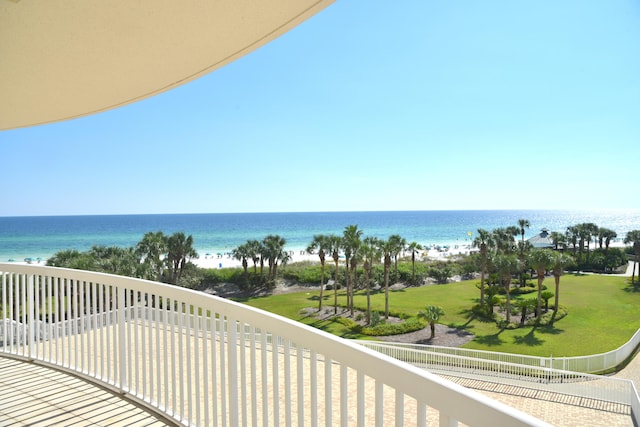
[411,252,416,285]
[504,277,511,323]
[318,262,325,311]
[384,259,390,319]
[365,265,371,325]
[536,273,543,317]
[554,275,560,314]
[334,259,339,315]
[344,254,351,312]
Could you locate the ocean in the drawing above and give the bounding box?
[0,209,638,262]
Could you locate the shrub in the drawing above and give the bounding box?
[511,283,538,295]
[427,265,452,284]
[471,303,497,321]
[370,311,382,327]
[360,317,425,336]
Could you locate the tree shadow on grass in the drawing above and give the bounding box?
[447,308,478,331]
[307,294,332,301]
[535,325,564,335]
[473,329,506,347]
[623,282,640,293]
[513,328,544,347]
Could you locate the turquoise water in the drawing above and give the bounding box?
[0,209,638,262]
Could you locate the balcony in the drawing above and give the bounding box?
[0,263,560,426]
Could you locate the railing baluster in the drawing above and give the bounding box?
[395,389,404,427]
[297,343,304,427]
[271,330,279,426]
[310,349,318,427]
[260,328,268,427]
[340,364,348,427]
[375,379,383,427]
[194,305,201,425]
[228,316,239,427]
[220,316,228,427]
[118,285,126,392]
[357,371,364,427]
[211,312,219,427]
[27,273,34,359]
[203,308,210,426]
[179,304,185,420]
[250,326,257,427]
[284,338,292,427]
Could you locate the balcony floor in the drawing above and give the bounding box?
[0,357,171,426]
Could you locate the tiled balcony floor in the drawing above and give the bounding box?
[0,358,171,426]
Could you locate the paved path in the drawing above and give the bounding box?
[441,374,633,427]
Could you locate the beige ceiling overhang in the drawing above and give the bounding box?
[0,0,333,131]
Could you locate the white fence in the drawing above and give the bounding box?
[0,264,548,427]
[358,342,638,407]
[356,333,640,375]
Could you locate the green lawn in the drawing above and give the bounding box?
[239,274,640,357]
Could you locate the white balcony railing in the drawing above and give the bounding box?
[0,263,549,426]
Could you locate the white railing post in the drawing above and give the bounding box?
[118,285,127,392]
[27,273,35,359]
[227,316,239,427]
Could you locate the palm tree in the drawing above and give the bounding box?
[550,251,573,316]
[377,238,395,319]
[166,232,198,284]
[600,228,617,252]
[418,305,445,339]
[232,243,251,285]
[262,234,286,281]
[246,239,262,274]
[406,241,423,286]
[549,231,566,251]
[541,290,554,312]
[135,231,168,281]
[388,234,406,275]
[528,248,554,317]
[580,222,599,263]
[306,234,332,310]
[565,226,579,255]
[515,298,535,326]
[361,236,381,324]
[597,227,618,251]
[272,249,290,279]
[493,253,520,323]
[472,229,492,306]
[492,227,517,255]
[327,234,343,314]
[343,225,363,314]
[517,219,530,247]
[624,230,640,285]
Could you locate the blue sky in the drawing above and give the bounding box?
[2,1,639,216]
